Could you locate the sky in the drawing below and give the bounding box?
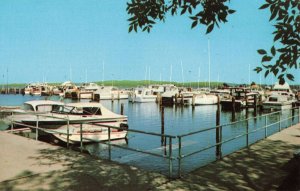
[0,0,299,85]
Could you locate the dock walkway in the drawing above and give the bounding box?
[1,123,300,190]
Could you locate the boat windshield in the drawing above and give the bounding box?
[52,105,102,115]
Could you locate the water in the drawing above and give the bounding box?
[1,94,299,176]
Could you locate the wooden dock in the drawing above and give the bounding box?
[0,123,300,190]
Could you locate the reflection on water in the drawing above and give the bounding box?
[1,94,299,176]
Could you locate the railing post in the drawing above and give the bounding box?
[168,137,173,179]
[108,126,111,161]
[246,118,249,147]
[80,123,83,153]
[178,136,182,178]
[298,106,300,123]
[36,115,39,140]
[67,117,69,148]
[278,111,281,131]
[11,112,14,132]
[265,115,267,138]
[219,126,222,158]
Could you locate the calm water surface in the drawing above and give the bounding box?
[0,94,298,175]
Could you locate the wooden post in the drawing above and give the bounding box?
[231,97,236,121]
[168,137,173,178]
[192,94,195,107]
[181,94,184,105]
[161,106,165,145]
[120,103,124,115]
[175,94,178,105]
[216,95,221,159]
[111,93,114,102]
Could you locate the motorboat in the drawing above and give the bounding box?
[262,82,296,110]
[94,86,129,100]
[44,123,128,144]
[161,84,179,105]
[6,101,128,143]
[220,87,250,110]
[78,83,99,99]
[128,87,157,103]
[262,94,296,110]
[18,102,127,128]
[192,93,218,105]
[3,100,64,128]
[61,81,79,98]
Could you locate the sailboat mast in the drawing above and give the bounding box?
[102,61,104,85]
[208,40,211,89]
[198,66,200,89]
[181,60,184,86]
[170,64,173,82]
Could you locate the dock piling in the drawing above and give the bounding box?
[161,106,165,145]
[120,103,124,115]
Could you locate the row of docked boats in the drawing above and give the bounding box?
[4,100,128,144]
[23,81,300,111]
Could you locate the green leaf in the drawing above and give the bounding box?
[191,20,198,28]
[254,67,262,73]
[286,74,294,81]
[129,25,133,33]
[257,49,267,55]
[259,4,270,9]
[271,46,276,56]
[228,9,236,14]
[264,70,269,78]
[206,24,214,34]
[262,55,273,62]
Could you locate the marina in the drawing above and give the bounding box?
[0,0,299,189]
[1,90,300,177]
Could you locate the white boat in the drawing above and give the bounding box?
[78,83,99,99]
[262,94,295,110]
[61,81,78,98]
[129,87,157,103]
[94,86,128,100]
[161,84,179,105]
[44,123,127,144]
[3,100,64,127]
[193,93,218,105]
[262,82,296,110]
[19,102,127,128]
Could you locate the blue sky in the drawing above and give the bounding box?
[0,0,299,85]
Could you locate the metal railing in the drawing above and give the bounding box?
[2,106,300,178]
